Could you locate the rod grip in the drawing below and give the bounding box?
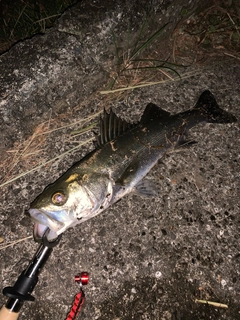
[0,305,19,320]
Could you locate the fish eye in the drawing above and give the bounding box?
[52,191,67,205]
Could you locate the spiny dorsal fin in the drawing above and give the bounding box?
[96,108,134,147]
[140,103,170,124]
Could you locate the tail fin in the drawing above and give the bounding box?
[194,90,237,124]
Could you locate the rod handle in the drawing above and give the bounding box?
[0,305,19,320]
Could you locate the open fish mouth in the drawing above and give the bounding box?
[29,208,65,241]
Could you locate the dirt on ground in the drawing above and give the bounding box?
[0,0,240,319]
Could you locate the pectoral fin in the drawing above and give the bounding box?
[132,179,157,198]
[177,138,197,148]
[116,158,140,187]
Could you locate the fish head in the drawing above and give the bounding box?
[29,172,96,241]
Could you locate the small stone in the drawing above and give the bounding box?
[155,271,162,278]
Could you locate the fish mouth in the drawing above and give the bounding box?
[29,208,65,241]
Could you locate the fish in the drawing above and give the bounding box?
[29,90,237,241]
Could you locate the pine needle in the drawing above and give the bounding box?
[100,71,195,94]
[0,235,33,250]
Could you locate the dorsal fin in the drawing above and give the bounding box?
[96,108,134,147]
[140,103,170,123]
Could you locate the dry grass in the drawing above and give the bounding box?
[0,235,33,250]
[0,109,101,189]
[172,1,240,63]
[1,122,48,185]
[105,22,188,93]
[100,71,196,95]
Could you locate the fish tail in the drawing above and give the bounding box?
[194,90,237,124]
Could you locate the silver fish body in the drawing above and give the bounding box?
[29,90,237,240]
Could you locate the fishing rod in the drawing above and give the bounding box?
[0,230,61,320]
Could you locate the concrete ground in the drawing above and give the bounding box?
[0,0,239,319]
